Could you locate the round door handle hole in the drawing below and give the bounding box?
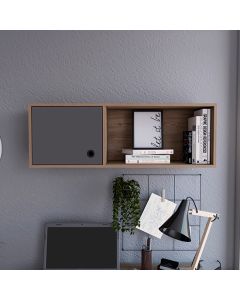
[87,150,95,157]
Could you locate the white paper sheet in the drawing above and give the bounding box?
[136,193,176,239]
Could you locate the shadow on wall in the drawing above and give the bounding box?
[0,111,29,169]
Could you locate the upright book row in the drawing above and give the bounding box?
[183,108,211,164]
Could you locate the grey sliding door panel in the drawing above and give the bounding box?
[31,106,103,165]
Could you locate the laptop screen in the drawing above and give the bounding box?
[44,224,119,269]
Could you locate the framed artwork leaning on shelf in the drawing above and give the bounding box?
[133,110,163,149]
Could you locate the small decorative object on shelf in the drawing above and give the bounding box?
[133,111,163,149]
[112,176,141,234]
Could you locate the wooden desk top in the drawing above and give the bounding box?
[120,264,193,270]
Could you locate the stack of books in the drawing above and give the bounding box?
[122,149,174,164]
[184,108,211,164]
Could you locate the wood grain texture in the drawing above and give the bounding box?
[101,161,216,168]
[163,109,193,161]
[29,162,216,168]
[29,103,216,108]
[107,109,133,162]
[105,103,216,109]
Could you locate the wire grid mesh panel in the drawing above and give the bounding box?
[120,174,201,264]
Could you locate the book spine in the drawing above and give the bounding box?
[122,149,174,155]
[207,109,211,164]
[202,113,209,164]
[183,131,192,164]
[192,131,196,164]
[125,155,170,164]
[194,109,211,164]
[188,116,202,164]
[126,155,170,160]
[125,160,170,164]
[196,118,202,164]
[201,113,208,164]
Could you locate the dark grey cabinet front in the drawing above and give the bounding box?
[31,106,103,165]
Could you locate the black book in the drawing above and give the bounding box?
[183,131,192,164]
[158,258,179,270]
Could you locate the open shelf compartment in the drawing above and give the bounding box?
[106,104,216,167]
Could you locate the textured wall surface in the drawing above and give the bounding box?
[234,32,240,269]
[0,31,237,269]
[121,174,202,265]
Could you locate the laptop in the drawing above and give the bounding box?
[43,223,119,270]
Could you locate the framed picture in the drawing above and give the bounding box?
[133,110,163,148]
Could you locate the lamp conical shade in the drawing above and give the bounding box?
[159,199,191,242]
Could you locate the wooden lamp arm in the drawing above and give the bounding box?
[189,209,219,220]
[180,209,219,270]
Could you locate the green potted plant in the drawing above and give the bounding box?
[112,176,141,234]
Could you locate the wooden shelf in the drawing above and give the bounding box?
[105,161,216,168]
[29,162,216,169]
[28,103,216,168]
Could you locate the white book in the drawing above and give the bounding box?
[198,116,208,164]
[194,109,211,164]
[122,149,174,155]
[126,155,170,160]
[125,155,170,164]
[188,116,202,164]
[125,160,170,164]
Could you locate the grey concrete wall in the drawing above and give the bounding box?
[0,31,237,269]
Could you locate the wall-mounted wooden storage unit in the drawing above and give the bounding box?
[28,103,216,168]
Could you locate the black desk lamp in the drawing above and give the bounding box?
[159,197,219,270]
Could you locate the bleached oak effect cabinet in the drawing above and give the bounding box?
[28,103,216,168]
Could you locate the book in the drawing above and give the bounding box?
[192,131,196,164]
[158,258,179,270]
[194,111,207,164]
[125,155,170,164]
[183,131,192,164]
[194,109,211,164]
[122,149,174,155]
[188,116,202,164]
